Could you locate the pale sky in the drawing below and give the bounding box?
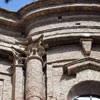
[0,0,37,12]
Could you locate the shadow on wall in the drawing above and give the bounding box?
[67,80,100,100]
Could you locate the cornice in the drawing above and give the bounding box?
[0,1,100,48]
[18,0,100,16]
[43,33,100,47]
[0,1,100,32]
[64,57,100,75]
[21,4,100,20]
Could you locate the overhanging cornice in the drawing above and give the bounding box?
[1,1,100,32]
[44,33,100,47]
[21,4,100,20]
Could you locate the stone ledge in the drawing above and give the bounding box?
[64,57,100,75]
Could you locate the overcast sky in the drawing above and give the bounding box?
[0,0,36,12]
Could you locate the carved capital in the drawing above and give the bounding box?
[26,34,46,58]
[11,46,25,66]
[14,34,47,68]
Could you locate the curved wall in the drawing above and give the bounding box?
[0,1,100,100]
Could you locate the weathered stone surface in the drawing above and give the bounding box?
[0,0,100,100]
[25,58,44,100]
[12,66,24,100]
[80,38,93,55]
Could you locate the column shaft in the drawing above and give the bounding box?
[25,57,44,100]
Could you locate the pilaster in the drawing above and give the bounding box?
[11,47,25,100]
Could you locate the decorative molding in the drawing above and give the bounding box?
[47,59,76,65]
[26,34,46,57]
[11,46,25,66]
[0,2,100,33]
[64,57,100,75]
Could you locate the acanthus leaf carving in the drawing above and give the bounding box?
[25,34,46,57]
[15,34,47,58]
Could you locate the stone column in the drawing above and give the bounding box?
[25,56,44,100]
[25,35,46,100]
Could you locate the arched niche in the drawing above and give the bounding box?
[67,81,100,100]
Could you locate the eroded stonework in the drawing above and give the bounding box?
[0,0,100,100]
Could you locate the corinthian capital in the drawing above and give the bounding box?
[14,34,47,58]
[26,34,46,57]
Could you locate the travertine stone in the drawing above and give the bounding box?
[24,34,46,100]
[2,75,12,100]
[47,64,53,100]
[80,38,93,55]
[25,57,44,100]
[11,45,25,100]
[0,80,3,100]
[12,65,24,100]
[0,0,100,100]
